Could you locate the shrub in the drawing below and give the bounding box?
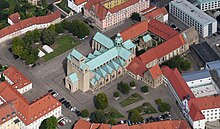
[81,109,89,118]
[155,98,162,105]
[128,109,143,123]
[130,81,136,87]
[108,119,117,125]
[158,102,171,112]
[141,86,148,93]
[94,93,108,110]
[90,110,106,123]
[113,92,120,98]
[117,81,130,94]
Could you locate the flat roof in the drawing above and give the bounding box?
[170,0,216,25]
[191,83,218,98]
[197,0,218,4]
[182,70,211,82]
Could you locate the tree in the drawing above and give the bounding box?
[39,116,57,129]
[94,93,108,110]
[128,110,143,123]
[47,4,54,11]
[0,0,9,10]
[108,119,117,125]
[81,109,89,118]
[90,110,106,123]
[42,0,48,8]
[25,48,39,65]
[158,102,171,112]
[55,23,64,33]
[130,12,141,22]
[130,81,136,88]
[69,20,90,39]
[11,37,25,57]
[41,28,57,45]
[32,29,41,42]
[113,92,120,98]
[61,19,70,30]
[117,81,130,94]
[140,86,148,93]
[155,98,162,105]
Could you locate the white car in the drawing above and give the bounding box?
[70,107,77,112]
[51,91,58,97]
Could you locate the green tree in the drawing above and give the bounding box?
[32,29,41,42]
[41,28,57,45]
[94,93,108,110]
[11,37,25,57]
[108,119,117,125]
[81,109,89,118]
[90,110,106,123]
[42,0,48,8]
[117,81,130,94]
[25,48,39,65]
[69,20,90,39]
[158,102,171,113]
[61,19,70,30]
[39,116,57,129]
[113,92,120,98]
[23,31,34,45]
[128,110,143,123]
[0,0,9,10]
[140,86,148,93]
[55,23,64,33]
[155,98,162,105]
[130,12,141,22]
[130,81,136,88]
[47,4,54,11]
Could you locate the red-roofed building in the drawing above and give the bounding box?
[162,66,220,129]
[84,0,150,30]
[3,66,32,94]
[0,11,61,43]
[73,119,190,129]
[68,0,87,13]
[144,64,163,88]
[141,6,168,23]
[0,75,62,128]
[8,12,21,25]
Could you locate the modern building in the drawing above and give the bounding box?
[8,12,21,25]
[84,0,150,30]
[65,33,136,93]
[73,119,191,129]
[162,66,220,129]
[140,6,168,23]
[3,66,32,94]
[196,0,220,11]
[0,11,61,43]
[169,0,217,37]
[0,67,62,129]
[68,0,87,13]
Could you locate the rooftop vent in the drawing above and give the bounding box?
[191,10,194,12]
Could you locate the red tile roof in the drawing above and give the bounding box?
[73,119,91,129]
[0,78,61,125]
[188,103,205,121]
[3,66,32,89]
[126,57,148,77]
[129,120,191,129]
[138,48,158,64]
[161,66,195,100]
[120,20,148,41]
[0,11,61,39]
[84,0,139,20]
[149,64,162,79]
[143,7,168,21]
[111,124,129,129]
[8,12,21,24]
[74,0,87,5]
[141,6,157,13]
[148,19,179,40]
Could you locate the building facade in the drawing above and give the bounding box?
[196,0,220,11]
[84,0,150,30]
[169,0,217,37]
[68,0,87,13]
[0,11,61,43]
[65,33,135,93]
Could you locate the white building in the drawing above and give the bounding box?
[0,11,61,43]
[169,0,217,37]
[68,0,87,13]
[196,0,220,11]
[162,66,220,129]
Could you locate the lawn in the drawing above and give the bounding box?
[105,107,124,119]
[120,93,144,107]
[57,0,71,13]
[128,102,157,115]
[43,35,79,62]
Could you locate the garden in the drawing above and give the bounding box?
[128,102,157,115]
[119,93,144,107]
[57,0,71,14]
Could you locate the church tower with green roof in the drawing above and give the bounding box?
[114,33,123,47]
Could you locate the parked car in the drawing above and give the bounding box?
[156,117,160,121]
[13,55,19,60]
[48,89,53,93]
[165,112,171,117]
[62,100,67,104]
[51,91,58,97]
[70,107,77,112]
[59,98,65,102]
[76,111,81,116]
[159,115,163,120]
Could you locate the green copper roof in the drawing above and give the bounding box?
[109,60,120,70]
[114,58,126,67]
[87,53,96,59]
[68,73,78,83]
[122,40,136,50]
[69,49,84,61]
[102,64,114,74]
[96,68,107,77]
[93,32,114,49]
[93,50,102,56]
[142,35,152,43]
[95,72,101,80]
[118,47,132,60]
[80,63,87,70]
[90,78,97,86]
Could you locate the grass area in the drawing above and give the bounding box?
[128,102,157,115]
[120,93,144,107]
[57,0,71,13]
[43,35,79,62]
[105,107,124,119]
